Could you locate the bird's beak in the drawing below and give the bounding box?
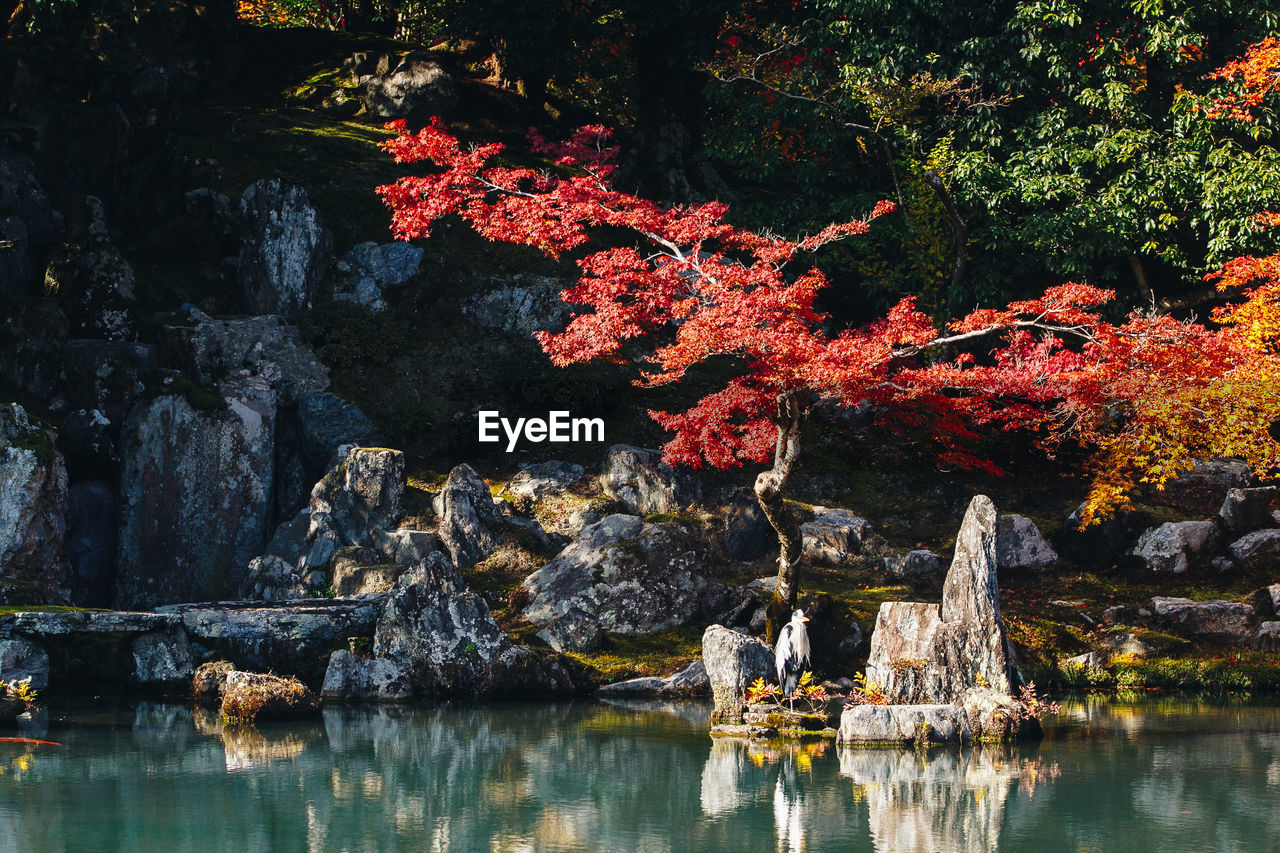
[800,615,809,623]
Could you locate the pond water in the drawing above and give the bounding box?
[0,696,1277,852]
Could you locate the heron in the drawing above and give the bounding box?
[775,609,811,711]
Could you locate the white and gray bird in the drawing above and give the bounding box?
[775,609,811,707]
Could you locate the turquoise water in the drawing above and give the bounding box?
[0,696,1277,852]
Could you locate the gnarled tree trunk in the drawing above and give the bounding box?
[755,391,808,642]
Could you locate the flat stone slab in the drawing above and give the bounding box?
[0,610,181,638]
[156,597,387,681]
[837,704,970,745]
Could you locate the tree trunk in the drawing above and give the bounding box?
[755,391,808,643]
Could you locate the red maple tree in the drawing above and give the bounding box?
[378,117,1279,631]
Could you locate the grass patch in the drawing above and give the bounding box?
[568,624,705,682]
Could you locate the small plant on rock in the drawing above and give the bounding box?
[847,672,889,706]
[1013,682,1061,721]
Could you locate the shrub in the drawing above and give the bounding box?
[220,671,320,723]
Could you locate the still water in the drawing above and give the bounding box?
[0,696,1277,852]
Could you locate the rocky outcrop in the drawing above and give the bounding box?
[995,514,1058,571]
[42,239,137,341]
[1149,596,1256,645]
[433,463,502,568]
[801,508,870,565]
[1131,521,1220,574]
[358,52,458,122]
[884,550,945,584]
[507,461,585,502]
[295,392,376,466]
[1219,487,1277,535]
[1228,529,1280,570]
[536,606,603,653]
[838,704,970,745]
[321,650,413,701]
[1160,458,1253,513]
[0,404,70,604]
[131,629,195,687]
[221,670,320,722]
[596,660,710,698]
[460,274,576,336]
[600,445,700,515]
[703,625,773,725]
[332,241,424,311]
[518,515,710,633]
[300,447,405,574]
[244,555,310,601]
[159,598,385,682]
[238,179,331,320]
[0,639,49,690]
[116,385,276,608]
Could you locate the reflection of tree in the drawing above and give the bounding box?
[837,748,1060,853]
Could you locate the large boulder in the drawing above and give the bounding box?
[332,241,424,311]
[116,384,276,608]
[884,550,945,585]
[295,392,376,465]
[1255,621,1280,653]
[837,704,970,745]
[1219,487,1277,535]
[702,625,774,725]
[596,660,710,698]
[536,606,603,653]
[221,670,320,722]
[0,638,49,690]
[1228,529,1280,570]
[433,463,502,568]
[995,514,1058,571]
[302,446,405,571]
[506,461,585,502]
[1131,521,1221,574]
[131,629,195,687]
[600,444,700,515]
[321,650,413,701]
[1149,596,1256,645]
[238,179,332,320]
[801,508,871,566]
[517,515,709,633]
[460,274,576,337]
[0,403,70,604]
[1159,458,1253,514]
[42,240,136,341]
[359,52,458,122]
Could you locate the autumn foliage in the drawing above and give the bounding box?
[378,111,1280,532]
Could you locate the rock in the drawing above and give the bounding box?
[60,339,154,427]
[0,403,70,604]
[295,392,376,466]
[801,507,871,565]
[961,685,1040,742]
[1101,605,1130,624]
[1211,555,1238,573]
[1131,521,1221,574]
[995,514,1058,570]
[597,660,710,698]
[433,463,502,568]
[702,624,774,725]
[244,555,308,601]
[837,622,865,658]
[595,675,665,697]
[1149,596,1256,645]
[536,606,603,653]
[221,671,320,722]
[159,598,385,682]
[1058,502,1148,569]
[371,528,439,567]
[1099,628,1191,658]
[42,240,136,340]
[0,609,180,637]
[0,299,68,402]
[884,550,945,584]
[507,461,585,502]
[865,495,1015,704]
[723,488,774,561]
[332,556,401,597]
[238,179,331,320]
[1228,529,1280,570]
[518,515,708,633]
[1253,584,1280,618]
[1159,458,1253,514]
[116,385,276,608]
[262,508,311,565]
[600,444,700,515]
[359,52,458,121]
[192,660,235,706]
[320,650,413,701]
[1254,621,1280,652]
[307,447,405,551]
[460,274,577,336]
[159,310,329,404]
[1219,487,1277,534]
[1063,651,1106,668]
[131,629,195,687]
[333,241,424,310]
[837,704,970,745]
[0,639,49,690]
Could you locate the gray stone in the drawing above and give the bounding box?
[308,447,405,551]
[723,488,774,561]
[360,52,458,121]
[160,598,385,681]
[333,559,401,597]
[244,555,308,601]
[1254,621,1280,653]
[837,622,865,658]
[42,240,136,341]
[262,508,311,565]
[0,610,180,637]
[837,704,970,745]
[1132,521,1221,574]
[333,241,424,310]
[1063,651,1106,668]
[1160,458,1253,513]
[595,675,666,697]
[1219,487,1277,534]
[116,384,276,609]
[884,550,945,584]
[1150,596,1256,645]
[160,310,329,405]
[60,340,155,426]
[0,639,49,690]
[321,650,413,701]
[596,660,710,698]
[536,606,603,653]
[518,515,708,633]
[296,392,376,465]
[0,403,70,604]
[995,514,1058,570]
[238,179,332,320]
[372,528,439,567]
[433,463,502,568]
[507,461,585,501]
[1229,529,1280,570]
[801,507,871,565]
[461,274,576,337]
[131,629,195,686]
[600,444,700,515]
[702,624,773,725]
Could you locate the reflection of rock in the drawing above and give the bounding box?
[221,725,309,772]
